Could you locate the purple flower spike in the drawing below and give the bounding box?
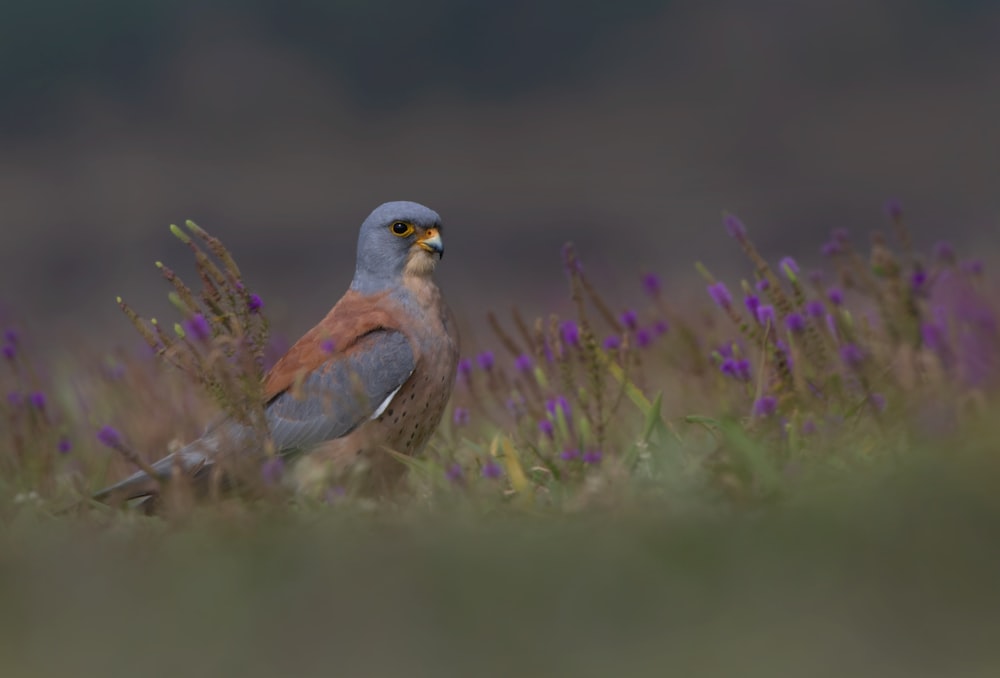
[910,269,928,294]
[3,329,18,346]
[779,257,800,279]
[96,425,123,448]
[755,304,776,326]
[261,456,285,486]
[184,314,211,343]
[962,259,984,276]
[457,358,473,379]
[884,198,903,220]
[582,449,603,465]
[57,436,72,454]
[755,278,770,292]
[821,241,841,257]
[921,322,948,353]
[561,243,583,275]
[247,293,263,314]
[653,320,669,336]
[1,344,14,361]
[720,358,751,382]
[785,312,805,333]
[641,273,661,298]
[560,320,580,348]
[560,448,580,461]
[723,214,747,240]
[29,392,46,411]
[636,328,653,348]
[708,282,733,310]
[602,335,621,351]
[481,460,503,479]
[744,294,761,318]
[514,354,533,373]
[446,462,464,484]
[806,300,825,318]
[620,310,639,331]
[839,344,865,369]
[827,287,844,306]
[452,407,470,427]
[753,396,778,418]
[546,396,572,420]
[538,419,555,439]
[477,351,495,371]
[7,391,22,408]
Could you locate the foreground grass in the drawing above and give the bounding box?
[1,204,999,676]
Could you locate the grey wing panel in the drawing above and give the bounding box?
[264,329,415,453]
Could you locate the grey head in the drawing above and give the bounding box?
[350,201,444,294]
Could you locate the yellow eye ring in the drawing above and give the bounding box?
[390,221,414,237]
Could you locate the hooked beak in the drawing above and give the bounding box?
[416,228,444,258]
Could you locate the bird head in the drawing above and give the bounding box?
[351,201,445,292]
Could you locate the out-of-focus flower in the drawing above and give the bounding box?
[755,304,776,326]
[446,462,464,484]
[755,278,770,292]
[653,320,669,336]
[744,294,761,317]
[806,300,825,318]
[724,214,747,240]
[620,310,639,331]
[962,259,984,276]
[247,293,264,314]
[2,344,14,361]
[539,419,555,439]
[477,351,495,371]
[184,314,211,343]
[821,241,841,257]
[582,450,603,465]
[641,273,661,298]
[57,436,72,454]
[636,328,653,348]
[720,358,751,382]
[96,425,122,448]
[779,257,800,279]
[753,396,777,418]
[481,460,503,479]
[560,448,580,461]
[452,407,470,427]
[785,312,806,334]
[546,396,572,421]
[933,241,956,264]
[6,391,22,408]
[457,358,473,379]
[261,456,285,486]
[801,419,817,435]
[708,282,732,310]
[561,243,583,275]
[884,198,903,220]
[560,320,580,348]
[827,287,844,306]
[839,344,865,369]
[869,393,887,413]
[831,228,850,244]
[514,354,533,373]
[602,335,621,351]
[29,392,46,411]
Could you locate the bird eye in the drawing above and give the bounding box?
[390,222,414,237]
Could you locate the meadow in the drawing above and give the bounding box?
[1,204,998,677]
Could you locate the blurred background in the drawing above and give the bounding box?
[1,0,998,349]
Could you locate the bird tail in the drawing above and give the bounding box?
[91,445,214,505]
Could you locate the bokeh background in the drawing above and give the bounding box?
[1,0,999,349]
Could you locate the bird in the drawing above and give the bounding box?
[94,201,460,506]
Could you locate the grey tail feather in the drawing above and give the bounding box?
[92,445,213,503]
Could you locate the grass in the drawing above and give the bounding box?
[1,203,999,677]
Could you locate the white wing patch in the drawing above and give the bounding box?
[371,384,404,420]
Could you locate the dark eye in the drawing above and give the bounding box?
[390,222,413,237]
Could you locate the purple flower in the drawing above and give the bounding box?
[481,460,503,479]
[546,396,572,420]
[2,344,14,361]
[755,278,770,292]
[785,312,806,333]
[910,269,928,294]
[445,462,464,484]
[755,304,776,326]
[452,407,470,427]
[921,322,948,353]
[869,393,887,413]
[602,335,621,350]
[6,391,22,408]
[57,436,72,454]
[821,240,841,257]
[801,419,817,435]
[753,396,778,418]
[720,358,751,382]
[560,321,580,348]
[831,228,850,244]
[707,282,733,310]
[321,338,336,354]
[933,241,955,263]
[620,310,639,331]
[827,287,844,306]
[641,273,661,298]
[514,354,533,373]
[808,270,824,286]
[184,314,211,342]
[806,300,825,318]
[653,320,669,336]
[3,329,18,346]
[884,198,903,220]
[477,351,495,371]
[779,257,800,279]
[744,294,760,317]
[962,259,984,276]
[582,449,603,465]
[29,391,46,411]
[457,358,473,379]
[247,293,263,314]
[636,328,653,348]
[723,214,747,240]
[261,456,285,486]
[839,344,865,369]
[538,419,555,439]
[561,243,583,275]
[559,448,580,461]
[825,314,839,339]
[96,425,122,448]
